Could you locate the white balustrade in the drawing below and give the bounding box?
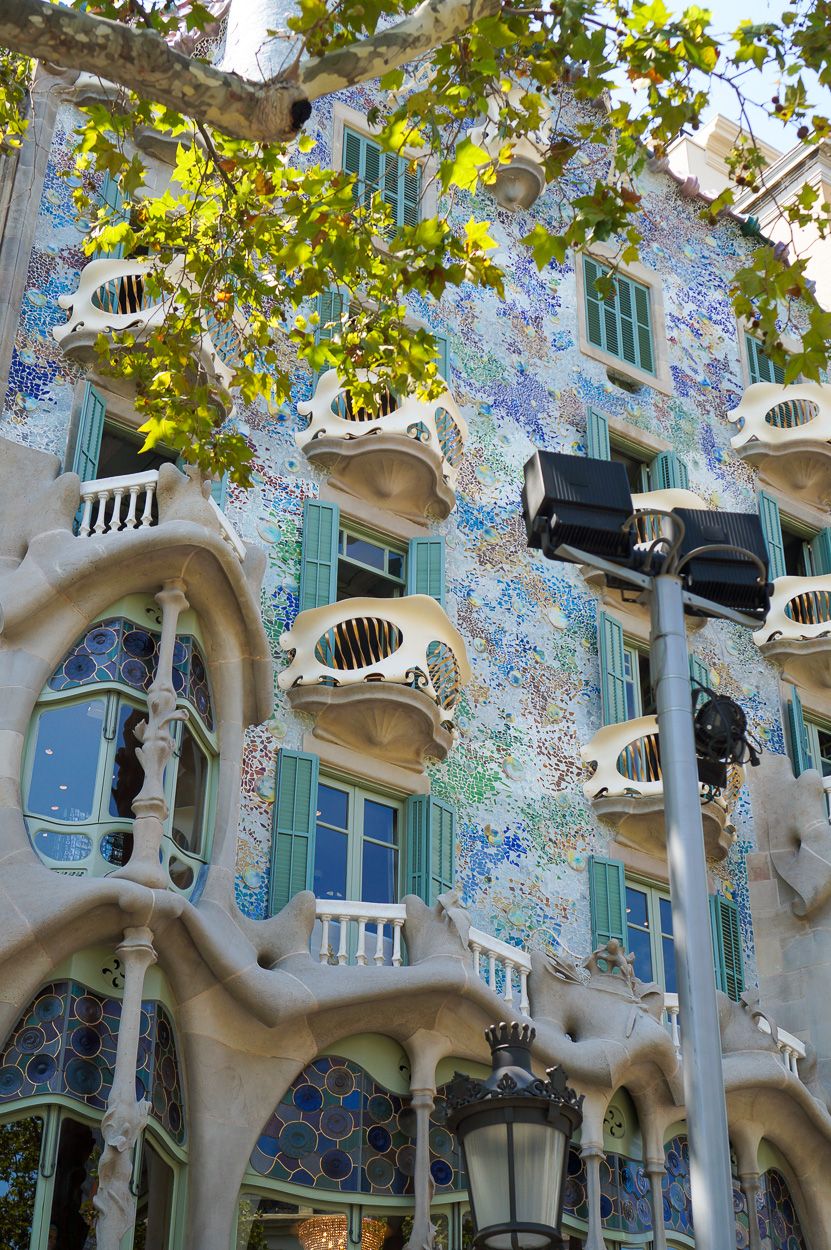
[468,925,532,1016]
[663,993,681,1053]
[729,382,831,452]
[753,573,831,645]
[629,488,707,552]
[295,368,468,489]
[207,496,246,562]
[278,595,471,723]
[314,901,406,967]
[77,470,159,537]
[665,993,807,1079]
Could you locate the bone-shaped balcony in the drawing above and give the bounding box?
[753,574,831,687]
[581,715,743,860]
[729,383,831,506]
[295,369,467,521]
[278,595,471,770]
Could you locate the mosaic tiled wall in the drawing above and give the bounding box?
[0,87,797,982]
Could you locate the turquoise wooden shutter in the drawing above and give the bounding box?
[71,383,106,481]
[649,451,689,491]
[616,272,655,374]
[314,289,349,345]
[96,171,127,259]
[407,537,445,606]
[586,408,611,460]
[434,334,449,381]
[787,685,812,776]
[746,334,785,385]
[758,492,786,581]
[269,749,319,915]
[210,473,229,511]
[399,157,421,227]
[597,610,628,725]
[689,654,710,692]
[709,894,744,1002]
[406,795,455,904]
[810,528,831,575]
[589,856,627,949]
[583,256,608,353]
[299,500,339,612]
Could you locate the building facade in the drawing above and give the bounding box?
[0,28,830,1250]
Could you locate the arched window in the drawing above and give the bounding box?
[22,601,216,896]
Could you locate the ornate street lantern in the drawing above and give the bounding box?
[447,1022,583,1250]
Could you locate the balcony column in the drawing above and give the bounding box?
[645,1158,668,1250]
[404,1030,448,1250]
[93,926,157,1250]
[739,1172,763,1250]
[113,579,189,888]
[581,1144,609,1250]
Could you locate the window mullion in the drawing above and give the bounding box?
[96,692,120,824]
[347,784,362,900]
[648,888,664,991]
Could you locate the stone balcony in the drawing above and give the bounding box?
[52,256,242,391]
[753,573,831,686]
[581,714,743,860]
[278,595,470,770]
[728,382,831,506]
[295,368,467,522]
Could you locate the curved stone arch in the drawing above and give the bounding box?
[601,1085,643,1159]
[755,1138,814,1248]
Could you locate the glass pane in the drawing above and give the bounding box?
[314,826,348,900]
[48,1116,103,1250]
[625,886,649,928]
[361,841,398,904]
[622,650,638,720]
[659,896,673,937]
[28,700,105,821]
[238,1199,358,1250]
[364,799,397,845]
[388,552,404,580]
[171,725,208,855]
[337,561,401,600]
[463,1122,512,1247]
[133,1139,174,1250]
[344,534,386,570]
[318,784,349,830]
[626,926,654,983]
[32,828,92,863]
[110,703,146,818]
[817,729,831,777]
[513,1121,565,1236]
[100,829,134,867]
[0,1116,43,1250]
[662,935,677,994]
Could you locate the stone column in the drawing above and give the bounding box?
[405,1088,437,1250]
[581,1145,608,1250]
[740,1172,763,1250]
[93,926,157,1250]
[645,1159,668,1250]
[117,579,189,888]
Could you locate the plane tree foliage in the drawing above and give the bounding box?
[0,0,829,482]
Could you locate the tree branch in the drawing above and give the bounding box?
[0,0,501,143]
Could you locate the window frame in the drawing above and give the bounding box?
[314,773,405,905]
[575,249,672,396]
[331,103,439,224]
[737,319,802,390]
[624,875,676,993]
[337,522,408,601]
[802,712,831,818]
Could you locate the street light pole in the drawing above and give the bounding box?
[650,573,735,1250]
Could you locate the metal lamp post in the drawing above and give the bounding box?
[522,449,770,1250]
[447,1022,583,1250]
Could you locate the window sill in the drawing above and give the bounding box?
[579,340,673,397]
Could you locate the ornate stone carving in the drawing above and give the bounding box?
[583,937,637,988]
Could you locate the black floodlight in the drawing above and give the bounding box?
[522,451,635,564]
[673,509,771,618]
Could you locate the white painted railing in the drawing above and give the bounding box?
[729,382,831,449]
[278,595,471,723]
[629,488,706,551]
[78,469,159,535]
[314,901,406,967]
[469,926,532,1016]
[207,496,246,562]
[753,573,831,645]
[664,993,681,1052]
[664,993,807,1077]
[296,368,468,489]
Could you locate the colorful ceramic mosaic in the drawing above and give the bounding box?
[250,1057,464,1196]
[47,617,214,731]
[0,981,186,1144]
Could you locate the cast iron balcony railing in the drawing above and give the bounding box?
[581,714,743,860]
[728,382,831,506]
[278,595,470,770]
[295,369,467,521]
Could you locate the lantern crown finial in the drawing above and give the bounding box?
[485,1021,536,1053]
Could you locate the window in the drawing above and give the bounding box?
[589,857,744,1000]
[341,126,422,229]
[757,491,831,581]
[586,412,689,493]
[270,750,455,914]
[23,613,216,894]
[745,332,786,386]
[582,257,655,376]
[622,641,654,720]
[299,501,445,612]
[787,685,831,817]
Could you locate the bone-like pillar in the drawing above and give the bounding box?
[93,926,157,1250]
[740,1172,763,1250]
[116,579,189,888]
[581,1145,608,1250]
[645,1159,668,1250]
[406,1088,437,1250]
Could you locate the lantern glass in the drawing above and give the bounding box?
[513,1121,565,1234]
[462,1115,567,1250]
[463,1122,511,1240]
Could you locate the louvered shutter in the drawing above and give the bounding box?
[709,894,744,1002]
[583,256,606,352]
[313,289,349,386]
[758,492,786,581]
[269,749,319,915]
[632,279,655,374]
[649,451,689,491]
[810,528,831,576]
[689,654,710,693]
[787,685,812,776]
[71,383,106,481]
[400,158,422,227]
[210,473,229,511]
[586,408,611,460]
[617,274,638,367]
[434,334,449,381]
[407,536,445,606]
[746,334,786,385]
[343,127,365,206]
[589,856,627,949]
[598,610,628,725]
[299,500,339,612]
[96,171,127,259]
[406,795,456,904]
